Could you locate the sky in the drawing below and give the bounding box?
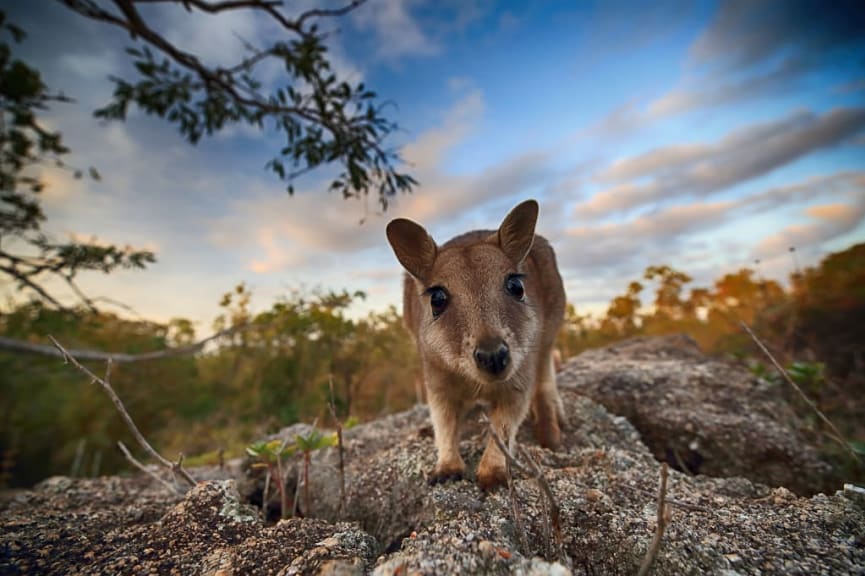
[4,0,865,333]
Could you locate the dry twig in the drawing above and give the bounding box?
[482,414,563,560]
[637,464,670,576]
[518,445,563,560]
[504,443,529,556]
[49,336,197,488]
[483,417,528,554]
[740,321,862,464]
[3,322,244,362]
[117,441,179,495]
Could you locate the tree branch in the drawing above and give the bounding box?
[637,463,670,576]
[58,0,346,124]
[49,337,197,487]
[56,0,415,209]
[117,440,181,494]
[0,262,67,310]
[481,413,563,561]
[0,323,245,362]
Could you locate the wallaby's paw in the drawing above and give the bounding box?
[428,463,465,485]
[535,419,561,451]
[534,400,562,450]
[476,462,508,491]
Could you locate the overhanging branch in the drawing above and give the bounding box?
[0,322,246,362]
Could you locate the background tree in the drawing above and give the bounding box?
[0,11,154,311]
[643,265,692,326]
[600,280,643,338]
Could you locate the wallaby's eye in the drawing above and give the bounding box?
[428,287,449,318]
[505,274,525,301]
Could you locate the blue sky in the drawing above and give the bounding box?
[5,0,865,332]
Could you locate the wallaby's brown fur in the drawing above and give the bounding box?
[386,200,566,489]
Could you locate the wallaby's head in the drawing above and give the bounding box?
[386,200,542,387]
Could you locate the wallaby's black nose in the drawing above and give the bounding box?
[474,339,510,375]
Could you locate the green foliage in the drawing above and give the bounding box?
[556,245,865,485]
[787,361,826,390]
[246,439,296,463]
[748,360,826,394]
[0,282,420,488]
[748,361,778,385]
[6,243,862,489]
[0,10,154,311]
[245,427,339,465]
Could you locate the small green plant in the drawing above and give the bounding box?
[786,361,826,394]
[849,440,865,457]
[246,421,352,520]
[246,439,296,520]
[750,360,825,393]
[749,361,779,385]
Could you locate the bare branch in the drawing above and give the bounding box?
[58,0,342,124]
[740,321,862,464]
[481,414,529,476]
[56,0,415,209]
[480,415,528,554]
[481,413,563,561]
[60,273,99,314]
[638,463,670,576]
[295,0,367,28]
[518,445,563,560]
[0,322,245,362]
[0,262,67,310]
[117,440,180,494]
[48,335,197,488]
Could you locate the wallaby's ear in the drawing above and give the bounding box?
[386,218,438,282]
[497,199,538,264]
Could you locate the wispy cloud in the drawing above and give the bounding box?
[352,0,439,61]
[690,0,865,70]
[578,108,865,219]
[588,0,865,137]
[561,171,865,274]
[753,197,865,260]
[401,89,484,172]
[208,86,554,275]
[158,3,260,68]
[646,56,807,119]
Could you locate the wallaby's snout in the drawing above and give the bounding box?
[473,337,510,376]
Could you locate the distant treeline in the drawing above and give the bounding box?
[1,244,862,488]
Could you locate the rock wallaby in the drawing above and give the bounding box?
[386,200,566,489]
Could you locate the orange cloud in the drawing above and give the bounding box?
[805,203,851,220]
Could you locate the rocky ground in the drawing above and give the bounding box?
[2,335,864,575]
